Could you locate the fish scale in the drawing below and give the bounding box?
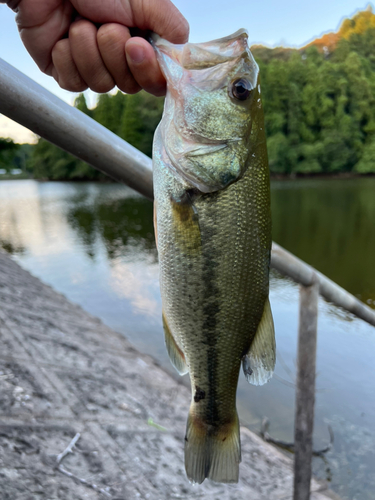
[152,29,276,484]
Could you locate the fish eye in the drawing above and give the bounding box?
[230,78,252,101]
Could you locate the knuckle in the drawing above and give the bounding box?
[59,79,87,92]
[69,22,81,39]
[56,70,88,92]
[91,83,114,94]
[141,78,166,96]
[52,39,68,59]
[117,80,141,95]
[149,86,166,97]
[69,19,89,37]
[90,75,115,94]
[97,23,126,41]
[169,16,190,44]
[131,63,166,94]
[97,24,113,44]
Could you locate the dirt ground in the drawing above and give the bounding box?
[0,250,339,500]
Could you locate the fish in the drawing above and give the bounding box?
[152,29,276,484]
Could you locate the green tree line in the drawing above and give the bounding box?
[5,6,375,179]
[25,90,164,180]
[0,138,32,173]
[253,6,375,175]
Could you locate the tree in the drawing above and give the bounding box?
[254,7,375,175]
[74,93,92,117]
[354,138,375,173]
[0,138,20,172]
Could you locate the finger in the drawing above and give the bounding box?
[132,0,189,43]
[51,38,87,92]
[4,1,22,12]
[97,23,141,95]
[69,0,189,44]
[69,19,115,93]
[16,2,74,75]
[126,38,166,97]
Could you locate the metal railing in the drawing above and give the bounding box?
[1,58,374,499]
[0,59,153,199]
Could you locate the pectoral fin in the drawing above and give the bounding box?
[163,313,188,376]
[242,298,276,386]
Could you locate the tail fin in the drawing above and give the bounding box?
[184,411,241,484]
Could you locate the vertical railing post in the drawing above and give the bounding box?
[293,274,319,500]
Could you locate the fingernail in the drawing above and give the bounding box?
[129,44,145,65]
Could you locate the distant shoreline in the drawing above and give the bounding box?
[270,172,375,181]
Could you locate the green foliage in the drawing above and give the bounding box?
[255,8,375,175]
[120,93,144,149]
[74,93,93,117]
[120,92,164,157]
[0,137,19,152]
[0,138,19,172]
[0,139,31,173]
[26,136,104,180]
[12,144,33,170]
[354,138,375,173]
[93,92,125,133]
[27,91,164,181]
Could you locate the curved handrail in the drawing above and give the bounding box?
[0,59,153,199]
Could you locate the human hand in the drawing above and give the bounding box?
[3,0,189,95]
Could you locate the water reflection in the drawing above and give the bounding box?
[0,181,161,331]
[109,257,160,320]
[3,178,373,308]
[0,240,25,254]
[0,179,375,499]
[67,190,156,261]
[271,177,375,307]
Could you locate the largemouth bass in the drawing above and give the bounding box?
[152,29,276,484]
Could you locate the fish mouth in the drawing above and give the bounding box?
[151,29,249,71]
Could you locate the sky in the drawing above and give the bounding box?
[0,0,373,143]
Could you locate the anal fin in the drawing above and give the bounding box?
[163,313,188,376]
[242,298,276,386]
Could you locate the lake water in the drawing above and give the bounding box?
[0,177,374,499]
